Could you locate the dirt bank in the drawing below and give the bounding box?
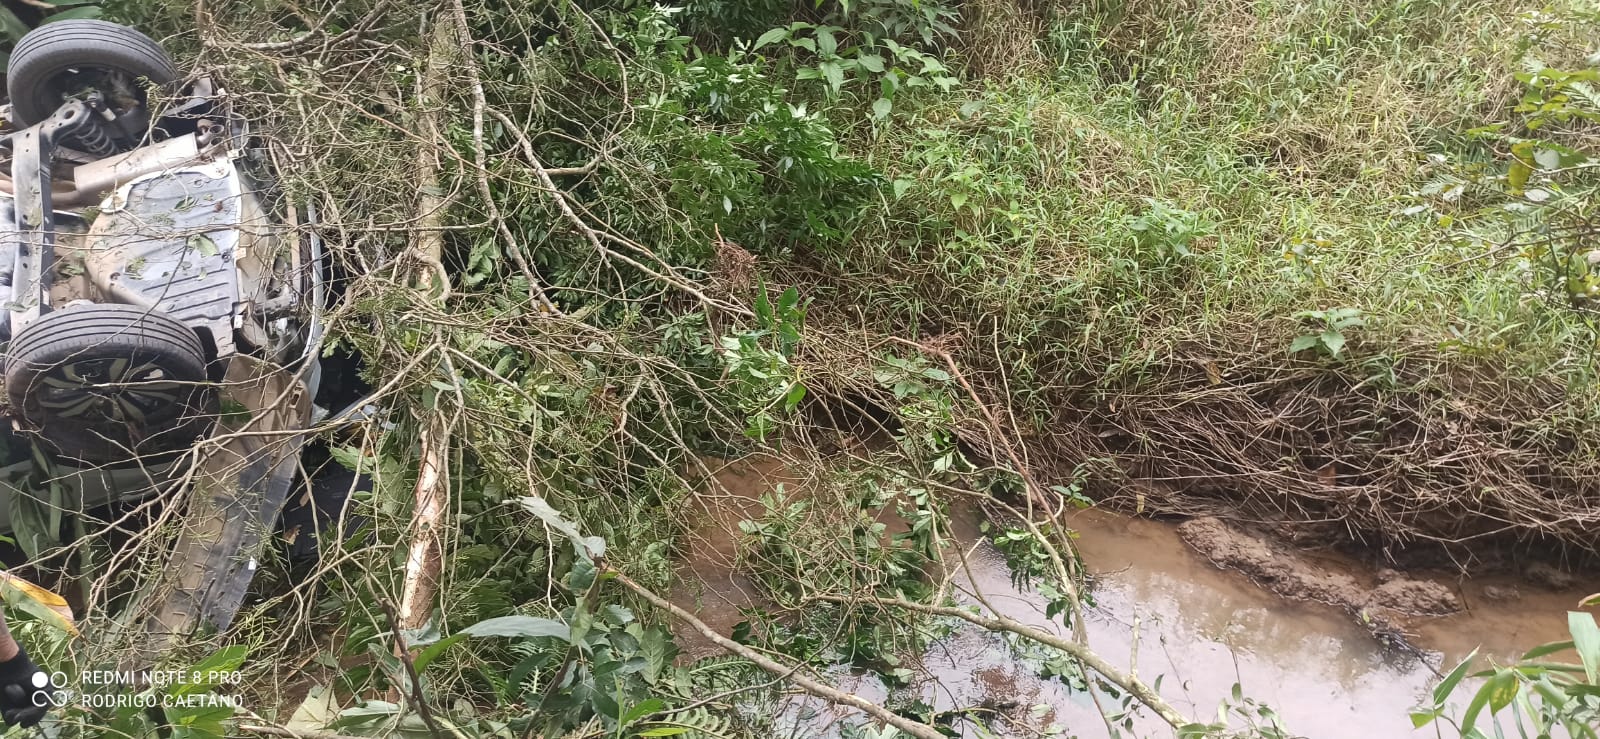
[1176,516,1464,641]
[803,337,1600,571]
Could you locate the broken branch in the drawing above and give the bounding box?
[816,593,1194,730]
[608,569,948,739]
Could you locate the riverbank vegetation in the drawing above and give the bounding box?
[6,0,1600,736]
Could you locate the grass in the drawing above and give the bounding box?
[777,0,1600,558]
[827,0,1572,363]
[23,0,1598,736]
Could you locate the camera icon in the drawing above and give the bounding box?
[28,672,70,708]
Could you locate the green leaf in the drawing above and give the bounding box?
[783,382,807,411]
[3,472,62,563]
[820,60,844,94]
[815,26,837,56]
[1320,329,1346,356]
[330,701,401,729]
[1433,649,1480,705]
[1520,641,1573,661]
[163,655,247,700]
[1508,141,1534,192]
[412,633,467,673]
[752,27,788,50]
[857,53,885,73]
[636,729,689,737]
[752,279,771,323]
[0,9,30,45]
[1582,593,1600,608]
[1289,335,1320,353]
[39,6,101,22]
[892,178,914,199]
[1463,670,1515,727]
[460,615,572,642]
[1569,611,1600,684]
[1486,670,1518,713]
[872,97,893,120]
[1409,709,1440,728]
[620,698,665,727]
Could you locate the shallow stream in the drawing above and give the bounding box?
[670,457,1589,738]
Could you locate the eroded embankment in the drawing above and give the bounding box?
[802,334,1600,573]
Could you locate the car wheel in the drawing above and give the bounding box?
[6,19,178,127]
[4,304,216,462]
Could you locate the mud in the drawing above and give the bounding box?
[1527,561,1580,590]
[1177,516,1463,629]
[671,456,1592,738]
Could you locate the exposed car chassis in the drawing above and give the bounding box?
[0,19,343,656]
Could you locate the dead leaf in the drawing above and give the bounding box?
[0,571,77,636]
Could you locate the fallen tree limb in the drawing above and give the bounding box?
[888,337,1087,638]
[815,594,1194,730]
[395,0,455,648]
[448,0,562,314]
[608,569,947,739]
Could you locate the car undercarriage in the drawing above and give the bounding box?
[0,19,355,657]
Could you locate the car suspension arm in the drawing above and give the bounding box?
[9,100,108,337]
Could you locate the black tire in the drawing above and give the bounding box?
[6,19,178,126]
[4,304,216,463]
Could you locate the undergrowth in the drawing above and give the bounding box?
[2,0,1596,737]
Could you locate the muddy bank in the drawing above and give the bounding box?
[670,456,1591,737]
[1176,516,1461,643]
[808,331,1600,569]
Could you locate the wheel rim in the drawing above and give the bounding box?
[33,355,186,426]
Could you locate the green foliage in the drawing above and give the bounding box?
[872,354,970,475]
[67,1,1600,737]
[1290,307,1365,358]
[1414,612,1600,738]
[719,286,807,440]
[0,1,103,70]
[631,32,883,253]
[751,21,957,119]
[1125,199,1211,263]
[1406,6,1600,324]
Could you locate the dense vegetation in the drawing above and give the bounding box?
[4,0,1600,736]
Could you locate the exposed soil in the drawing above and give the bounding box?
[1176,516,1464,640]
[803,338,1600,571]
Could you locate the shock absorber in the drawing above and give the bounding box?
[58,98,120,158]
[66,114,118,157]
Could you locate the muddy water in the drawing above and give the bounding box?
[673,458,1592,738]
[1029,511,1582,737]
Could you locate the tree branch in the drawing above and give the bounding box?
[817,594,1195,730]
[608,570,947,739]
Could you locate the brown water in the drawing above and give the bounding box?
[673,457,1593,738]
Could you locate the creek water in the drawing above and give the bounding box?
[670,456,1591,738]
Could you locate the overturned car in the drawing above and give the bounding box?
[0,19,337,645]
